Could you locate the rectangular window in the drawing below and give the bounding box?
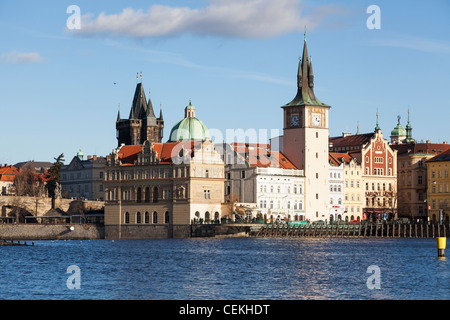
[204,190,211,199]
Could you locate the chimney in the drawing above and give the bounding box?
[443,141,448,144]
[426,140,431,143]
[87,156,92,160]
[93,155,97,160]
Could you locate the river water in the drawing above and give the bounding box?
[0,238,448,300]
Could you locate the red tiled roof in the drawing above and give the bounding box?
[231,143,297,169]
[0,165,20,181]
[329,152,357,165]
[329,133,374,148]
[117,141,206,166]
[426,148,450,163]
[391,142,450,156]
[117,145,142,166]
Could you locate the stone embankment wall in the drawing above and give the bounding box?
[104,224,256,239]
[0,224,104,240]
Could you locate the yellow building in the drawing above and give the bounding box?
[392,141,450,220]
[426,148,450,222]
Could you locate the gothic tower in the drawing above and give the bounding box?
[281,34,330,221]
[116,74,164,146]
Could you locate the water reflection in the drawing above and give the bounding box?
[0,238,448,300]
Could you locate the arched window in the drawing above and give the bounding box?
[153,211,158,224]
[136,212,141,224]
[214,212,220,222]
[125,212,130,224]
[165,211,170,224]
[205,212,210,222]
[145,212,149,224]
[153,187,158,203]
[145,187,150,203]
[136,187,142,203]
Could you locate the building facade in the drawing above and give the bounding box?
[328,153,364,222]
[0,165,20,195]
[220,142,305,222]
[105,101,226,239]
[329,125,397,221]
[60,150,107,200]
[328,154,344,221]
[426,148,450,222]
[391,141,450,220]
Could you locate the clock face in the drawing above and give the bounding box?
[291,115,299,127]
[312,114,321,127]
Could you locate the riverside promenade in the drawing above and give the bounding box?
[255,221,449,238]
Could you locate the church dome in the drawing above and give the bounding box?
[391,117,406,137]
[168,101,211,142]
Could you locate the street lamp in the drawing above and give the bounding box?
[427,181,436,223]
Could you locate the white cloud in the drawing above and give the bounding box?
[0,51,43,64]
[74,0,347,38]
[372,35,450,54]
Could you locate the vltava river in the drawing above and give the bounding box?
[0,238,448,300]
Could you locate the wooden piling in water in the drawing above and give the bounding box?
[255,222,448,239]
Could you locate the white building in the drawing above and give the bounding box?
[217,142,305,222]
[328,154,344,221]
[256,167,305,222]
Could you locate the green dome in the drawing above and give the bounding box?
[391,116,406,137]
[168,101,210,142]
[169,117,210,142]
[391,123,406,137]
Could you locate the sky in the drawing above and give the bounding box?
[0,0,449,165]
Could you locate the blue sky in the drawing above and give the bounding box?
[0,0,449,165]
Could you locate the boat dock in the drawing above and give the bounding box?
[255,222,449,238]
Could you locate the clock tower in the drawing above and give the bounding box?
[282,35,330,221]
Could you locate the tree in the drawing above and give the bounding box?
[45,153,65,200]
[13,169,46,197]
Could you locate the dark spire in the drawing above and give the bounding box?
[284,33,328,107]
[116,104,121,122]
[129,81,147,120]
[403,107,415,143]
[159,104,163,120]
[146,90,156,119]
[375,110,381,132]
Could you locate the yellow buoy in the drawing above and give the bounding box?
[437,237,446,257]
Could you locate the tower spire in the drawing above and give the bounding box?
[403,106,415,143]
[286,33,327,107]
[375,109,380,132]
